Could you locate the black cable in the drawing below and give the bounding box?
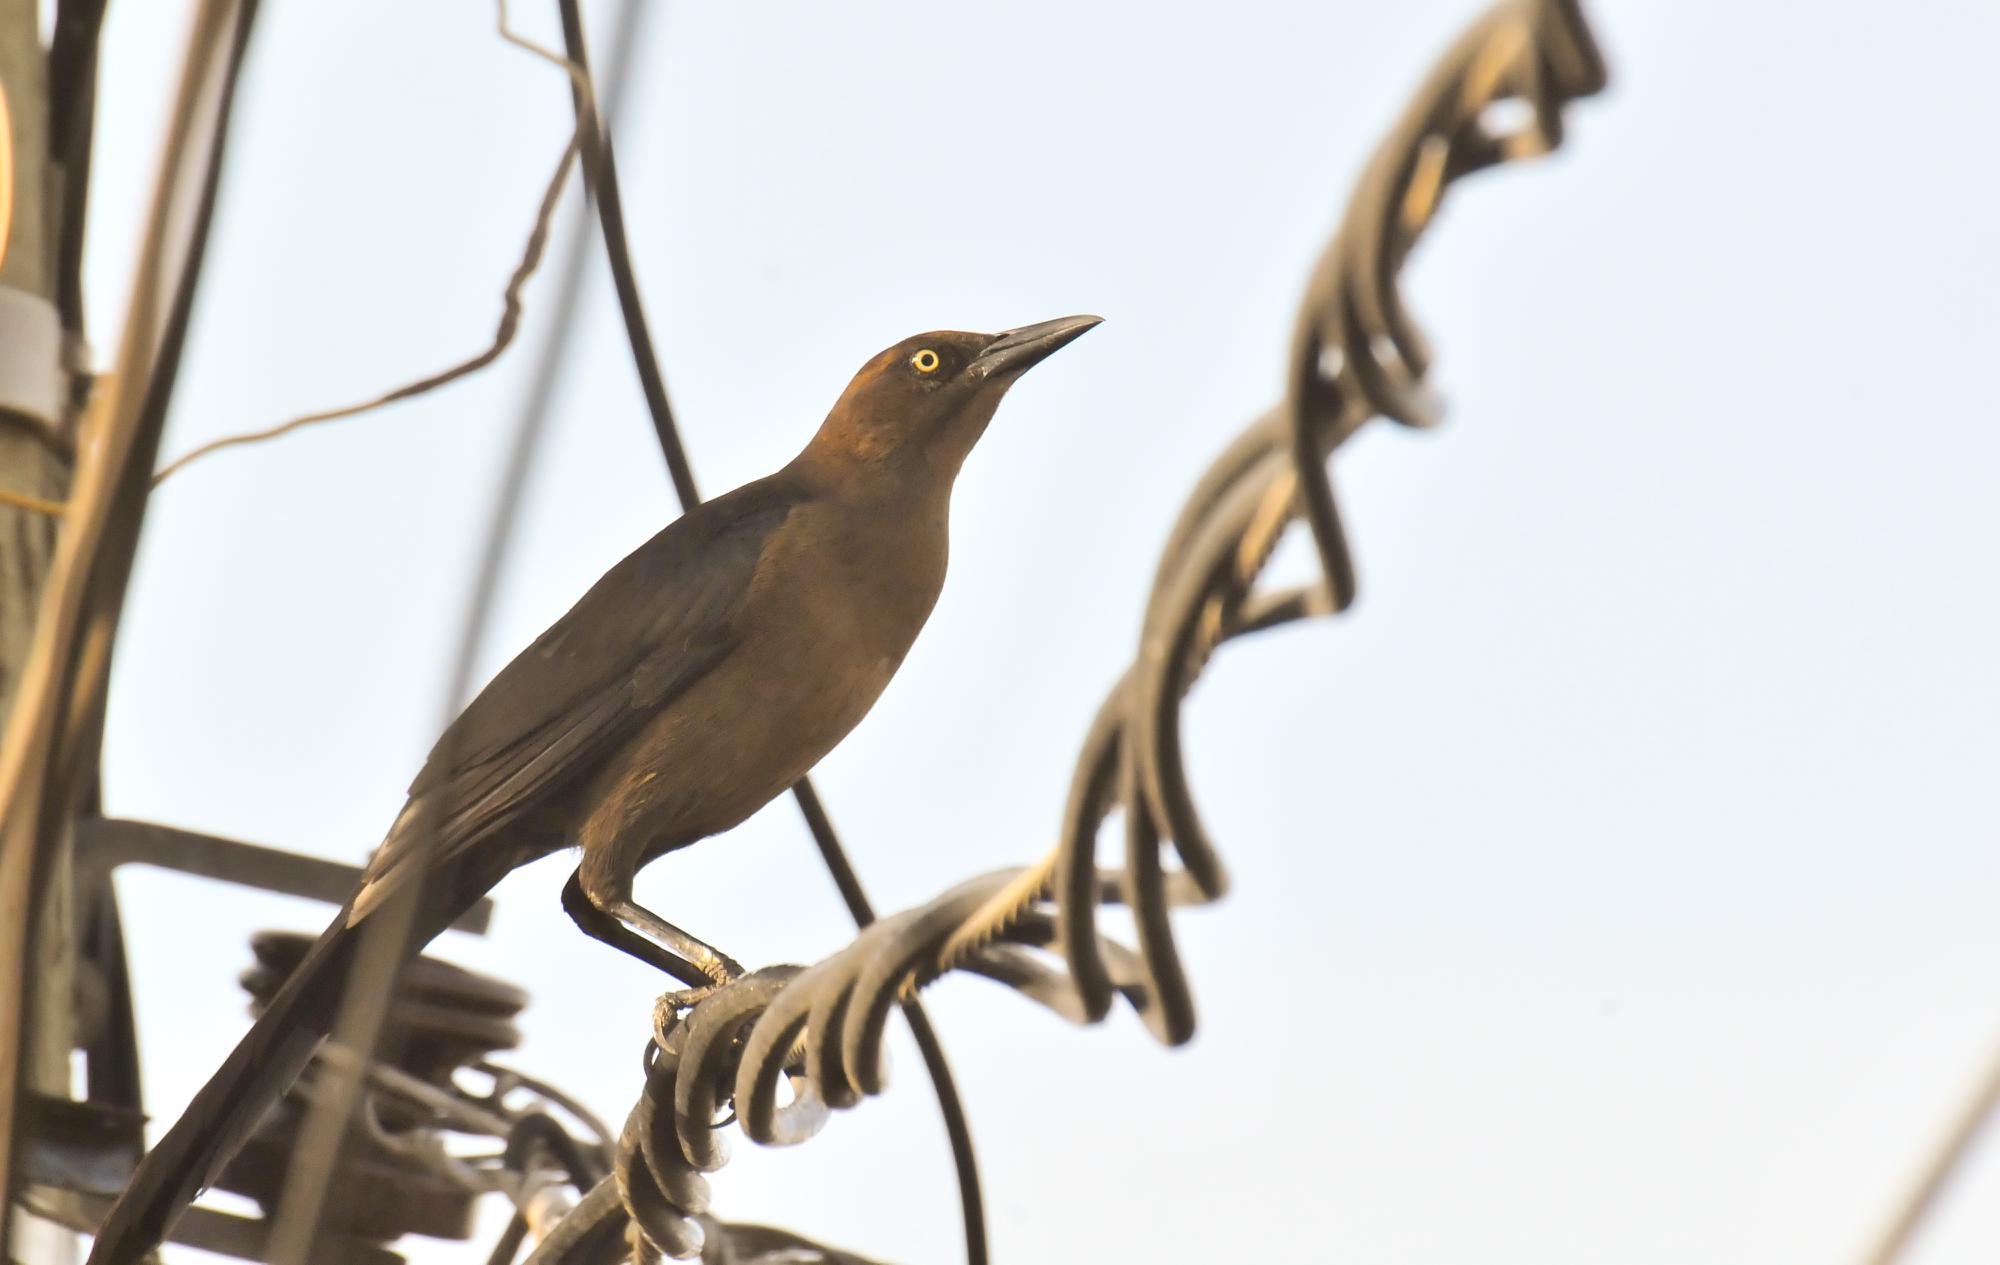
[551,0,696,511]
[553,6,988,1262]
[792,780,989,1265]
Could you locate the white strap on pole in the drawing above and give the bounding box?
[0,285,63,427]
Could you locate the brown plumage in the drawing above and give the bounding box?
[87,315,1101,1264]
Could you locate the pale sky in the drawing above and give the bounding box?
[73,2,2000,1262]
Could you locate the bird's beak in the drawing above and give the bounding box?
[968,314,1103,381]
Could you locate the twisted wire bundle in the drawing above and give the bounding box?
[526,3,1606,1259]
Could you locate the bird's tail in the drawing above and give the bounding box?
[85,908,363,1265]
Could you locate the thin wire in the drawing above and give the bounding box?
[148,0,589,490]
[553,4,988,1260]
[262,3,644,1257]
[148,132,578,486]
[0,488,65,517]
[478,1060,617,1153]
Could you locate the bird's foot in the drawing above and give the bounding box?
[651,984,727,1045]
[659,983,722,1012]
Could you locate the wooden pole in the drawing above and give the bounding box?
[0,3,79,1259]
[1,4,251,1255]
[1,2,69,707]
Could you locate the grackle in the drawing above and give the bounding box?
[86,315,1101,1263]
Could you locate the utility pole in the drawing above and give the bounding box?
[2,2,80,1260]
[1,0,72,694]
[3,4,251,1258]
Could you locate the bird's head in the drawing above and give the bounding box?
[798,315,1101,486]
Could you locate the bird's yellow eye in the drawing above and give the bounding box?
[911,348,940,374]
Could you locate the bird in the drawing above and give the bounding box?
[86,314,1102,1264]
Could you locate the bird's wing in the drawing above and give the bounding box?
[352,476,803,915]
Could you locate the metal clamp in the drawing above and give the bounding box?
[0,285,65,435]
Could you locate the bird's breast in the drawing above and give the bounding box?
[586,493,949,855]
[767,492,948,638]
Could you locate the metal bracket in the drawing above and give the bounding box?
[30,1188,405,1265]
[72,817,492,936]
[15,1094,142,1198]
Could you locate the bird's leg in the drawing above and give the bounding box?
[608,898,746,987]
[565,864,746,1001]
[562,871,718,990]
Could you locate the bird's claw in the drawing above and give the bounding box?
[653,984,728,1044]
